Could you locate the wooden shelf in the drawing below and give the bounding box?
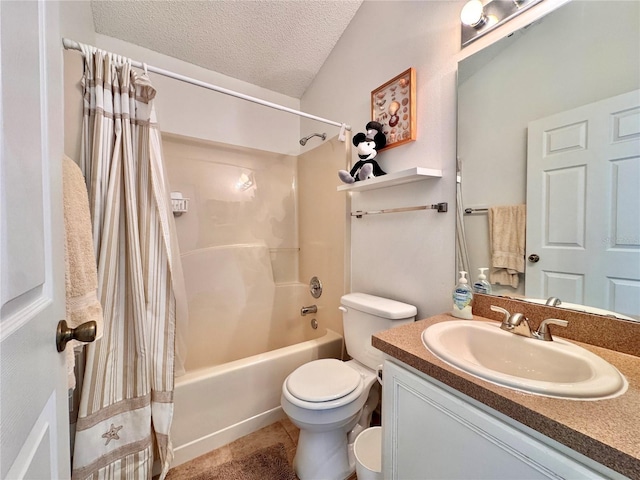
[337,167,442,192]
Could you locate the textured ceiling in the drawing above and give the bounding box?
[91,0,364,98]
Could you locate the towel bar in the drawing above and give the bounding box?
[464,207,488,214]
[352,202,448,218]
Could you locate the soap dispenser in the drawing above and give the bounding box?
[451,271,473,319]
[473,268,492,295]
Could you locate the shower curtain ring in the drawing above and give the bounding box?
[338,123,347,142]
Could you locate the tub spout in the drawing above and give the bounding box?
[301,305,317,316]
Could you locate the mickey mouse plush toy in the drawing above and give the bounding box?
[338,121,387,184]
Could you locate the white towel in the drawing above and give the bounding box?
[63,156,104,389]
[488,205,526,288]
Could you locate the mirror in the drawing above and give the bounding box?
[457,0,640,321]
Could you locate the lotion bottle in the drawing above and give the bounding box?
[451,271,473,319]
[473,268,492,295]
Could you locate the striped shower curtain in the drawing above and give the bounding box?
[72,46,179,479]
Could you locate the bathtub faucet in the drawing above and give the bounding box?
[301,305,318,316]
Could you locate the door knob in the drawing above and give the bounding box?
[56,320,97,352]
[528,254,540,263]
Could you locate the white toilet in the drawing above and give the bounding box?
[281,293,417,480]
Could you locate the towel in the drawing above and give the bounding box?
[488,205,526,288]
[63,156,104,389]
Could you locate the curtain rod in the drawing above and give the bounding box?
[62,38,351,133]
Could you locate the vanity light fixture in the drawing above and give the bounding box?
[460,0,488,28]
[461,0,544,47]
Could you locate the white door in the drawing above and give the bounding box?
[526,90,640,319]
[0,1,70,479]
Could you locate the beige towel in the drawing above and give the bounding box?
[63,156,104,389]
[488,205,526,288]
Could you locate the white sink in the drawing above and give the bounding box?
[422,320,627,400]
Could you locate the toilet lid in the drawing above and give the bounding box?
[286,359,362,402]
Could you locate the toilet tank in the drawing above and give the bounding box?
[341,293,417,370]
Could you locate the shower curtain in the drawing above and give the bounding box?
[72,46,183,479]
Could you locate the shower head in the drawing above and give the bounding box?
[299,132,327,146]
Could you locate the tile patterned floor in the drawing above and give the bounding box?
[165,418,358,479]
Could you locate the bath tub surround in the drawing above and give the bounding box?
[171,328,342,467]
[163,125,349,471]
[180,246,329,371]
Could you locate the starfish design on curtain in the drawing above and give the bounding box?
[101,424,123,445]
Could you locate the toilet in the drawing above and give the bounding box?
[281,293,417,480]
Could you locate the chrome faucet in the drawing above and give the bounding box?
[533,318,569,341]
[545,296,562,307]
[300,305,317,316]
[491,306,532,337]
[490,306,568,341]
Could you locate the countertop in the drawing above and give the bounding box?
[372,314,640,479]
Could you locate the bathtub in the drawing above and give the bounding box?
[171,244,344,466]
[170,327,343,467]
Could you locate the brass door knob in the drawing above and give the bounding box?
[56,319,97,352]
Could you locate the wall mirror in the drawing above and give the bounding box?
[456,0,640,321]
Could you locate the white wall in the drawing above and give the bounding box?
[60,0,303,159]
[93,35,302,156]
[301,1,467,318]
[60,1,96,161]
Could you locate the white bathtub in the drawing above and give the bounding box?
[171,327,343,467]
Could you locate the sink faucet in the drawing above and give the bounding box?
[491,306,532,337]
[490,306,568,341]
[545,296,562,307]
[533,318,569,341]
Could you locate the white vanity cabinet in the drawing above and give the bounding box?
[382,360,626,480]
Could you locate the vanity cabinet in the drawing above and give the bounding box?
[382,360,625,479]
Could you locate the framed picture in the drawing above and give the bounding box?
[371,68,416,151]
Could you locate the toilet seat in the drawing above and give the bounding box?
[287,359,361,401]
[283,359,365,410]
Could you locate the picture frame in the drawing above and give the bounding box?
[371,68,416,151]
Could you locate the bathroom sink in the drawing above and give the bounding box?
[422,320,627,400]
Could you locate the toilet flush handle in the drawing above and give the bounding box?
[338,306,347,313]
